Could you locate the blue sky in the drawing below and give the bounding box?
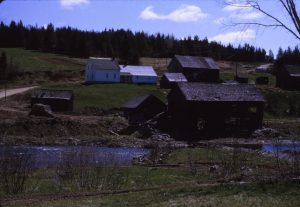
[0,0,299,55]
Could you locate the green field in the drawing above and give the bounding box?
[0,48,86,72]
[45,83,166,113]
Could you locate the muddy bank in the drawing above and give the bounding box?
[0,108,186,148]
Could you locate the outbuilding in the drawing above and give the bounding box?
[122,94,166,124]
[31,89,74,112]
[168,83,265,137]
[120,65,157,84]
[276,64,300,90]
[85,57,120,83]
[167,55,220,82]
[160,73,187,89]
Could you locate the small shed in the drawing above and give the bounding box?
[168,83,265,137]
[256,76,269,85]
[160,73,187,89]
[234,75,249,84]
[167,55,220,82]
[122,94,166,124]
[276,64,300,90]
[31,89,74,112]
[120,65,157,84]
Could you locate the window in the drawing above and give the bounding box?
[106,74,108,79]
[114,74,116,79]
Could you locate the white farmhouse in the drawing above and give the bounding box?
[85,57,120,83]
[120,65,157,84]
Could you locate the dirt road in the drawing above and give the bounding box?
[0,86,37,99]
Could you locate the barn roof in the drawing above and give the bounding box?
[177,82,265,102]
[285,65,300,77]
[163,73,187,82]
[174,55,220,70]
[120,65,157,77]
[122,94,164,109]
[122,94,152,109]
[32,89,73,100]
[88,57,120,70]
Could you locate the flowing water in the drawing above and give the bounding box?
[0,146,150,169]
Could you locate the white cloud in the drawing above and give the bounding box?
[139,5,208,22]
[60,0,90,9]
[222,1,262,20]
[231,11,262,20]
[213,17,226,25]
[223,3,252,12]
[208,29,256,44]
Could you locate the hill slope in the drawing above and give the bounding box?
[0,48,87,72]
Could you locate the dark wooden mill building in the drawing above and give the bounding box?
[122,94,166,124]
[168,83,265,137]
[31,89,74,112]
[160,72,187,89]
[276,64,300,90]
[167,55,220,82]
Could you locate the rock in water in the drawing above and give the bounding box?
[29,104,54,118]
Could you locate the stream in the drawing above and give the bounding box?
[0,146,150,169]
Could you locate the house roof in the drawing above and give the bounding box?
[87,57,120,70]
[174,55,220,70]
[123,94,153,109]
[284,65,300,77]
[177,82,265,102]
[163,73,187,82]
[32,89,73,100]
[120,65,157,77]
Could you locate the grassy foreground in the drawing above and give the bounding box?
[1,147,299,207]
[14,183,299,207]
[45,83,166,112]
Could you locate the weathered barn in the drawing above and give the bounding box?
[85,57,120,83]
[31,89,74,112]
[160,73,187,89]
[167,55,220,82]
[276,64,300,90]
[122,94,166,124]
[120,65,157,84]
[168,83,265,137]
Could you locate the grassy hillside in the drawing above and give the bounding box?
[0,48,86,72]
[46,83,166,112]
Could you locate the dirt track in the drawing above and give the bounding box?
[0,86,37,99]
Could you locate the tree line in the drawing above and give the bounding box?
[276,46,300,65]
[0,21,271,64]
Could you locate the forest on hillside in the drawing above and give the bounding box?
[0,21,273,64]
[0,21,299,66]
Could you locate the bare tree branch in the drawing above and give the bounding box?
[225,0,300,41]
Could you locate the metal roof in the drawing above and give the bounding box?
[32,89,73,100]
[163,73,187,82]
[120,65,157,77]
[87,57,120,70]
[285,65,300,77]
[174,55,220,70]
[122,94,152,109]
[177,82,265,102]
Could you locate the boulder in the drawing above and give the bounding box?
[29,104,54,118]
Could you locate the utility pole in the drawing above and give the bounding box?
[0,52,7,101]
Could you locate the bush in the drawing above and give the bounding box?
[0,148,34,194]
